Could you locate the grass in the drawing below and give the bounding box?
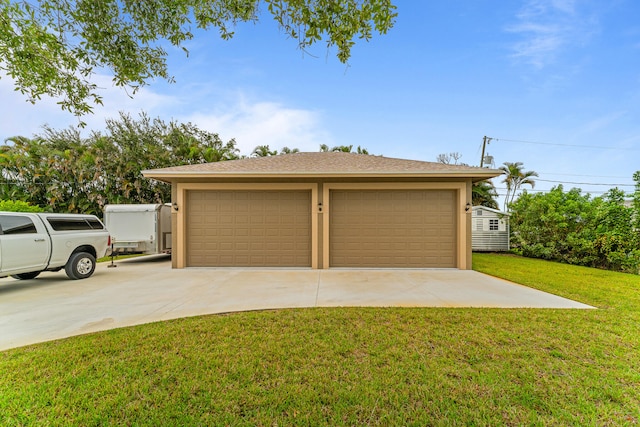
[1,253,639,425]
[96,253,146,263]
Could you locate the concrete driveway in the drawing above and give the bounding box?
[0,255,593,351]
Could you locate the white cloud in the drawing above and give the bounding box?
[182,95,333,155]
[0,73,176,140]
[505,0,596,69]
[83,75,178,126]
[549,0,577,15]
[1,74,331,156]
[581,110,626,133]
[0,76,71,140]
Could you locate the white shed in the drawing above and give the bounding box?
[472,206,510,252]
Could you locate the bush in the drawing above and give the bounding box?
[510,185,640,274]
[0,200,45,212]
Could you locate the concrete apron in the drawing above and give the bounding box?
[0,255,593,351]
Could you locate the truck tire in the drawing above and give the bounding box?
[11,271,41,280]
[65,252,96,280]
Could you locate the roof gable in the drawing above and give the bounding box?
[472,206,510,216]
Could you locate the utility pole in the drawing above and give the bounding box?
[480,136,492,167]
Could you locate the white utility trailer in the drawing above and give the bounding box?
[104,204,172,255]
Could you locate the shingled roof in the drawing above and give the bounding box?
[143,152,501,181]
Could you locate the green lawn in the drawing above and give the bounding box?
[97,253,146,263]
[1,254,639,425]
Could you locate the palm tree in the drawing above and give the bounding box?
[472,180,499,209]
[279,146,300,155]
[331,145,354,152]
[319,144,370,154]
[251,145,277,157]
[500,161,538,211]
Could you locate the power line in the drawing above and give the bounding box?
[539,172,632,179]
[489,175,635,187]
[536,178,635,187]
[492,137,640,151]
[493,188,624,196]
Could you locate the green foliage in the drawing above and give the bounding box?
[0,200,44,212]
[634,171,640,232]
[1,0,397,117]
[0,112,239,215]
[499,161,538,211]
[318,144,371,154]
[279,146,299,155]
[251,145,306,156]
[472,180,498,209]
[510,184,640,274]
[251,144,278,157]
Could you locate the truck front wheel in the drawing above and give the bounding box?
[65,252,96,280]
[11,271,41,280]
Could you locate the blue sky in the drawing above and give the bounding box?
[2,0,640,207]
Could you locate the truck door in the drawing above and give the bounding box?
[0,215,51,274]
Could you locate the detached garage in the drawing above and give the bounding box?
[143,152,501,270]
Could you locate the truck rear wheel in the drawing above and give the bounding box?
[65,252,96,280]
[11,271,41,280]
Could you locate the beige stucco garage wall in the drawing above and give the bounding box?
[167,178,473,270]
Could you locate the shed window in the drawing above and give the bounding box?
[489,219,499,231]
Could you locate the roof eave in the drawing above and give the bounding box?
[142,170,503,183]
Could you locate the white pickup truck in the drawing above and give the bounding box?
[0,212,110,280]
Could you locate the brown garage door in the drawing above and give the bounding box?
[329,190,457,268]
[187,190,311,267]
